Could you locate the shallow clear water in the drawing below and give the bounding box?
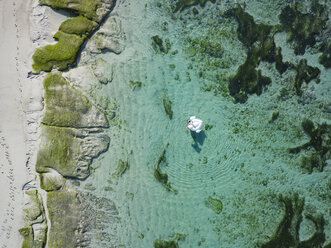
[77,0,331,247]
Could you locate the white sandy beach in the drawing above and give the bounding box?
[0,0,40,246]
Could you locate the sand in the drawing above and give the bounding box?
[0,0,43,246]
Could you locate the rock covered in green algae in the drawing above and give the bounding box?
[153,233,186,248]
[59,15,98,35]
[172,0,216,12]
[32,0,115,72]
[39,170,64,191]
[36,125,110,179]
[19,189,47,248]
[279,0,328,55]
[162,93,173,119]
[151,35,171,54]
[319,40,331,68]
[46,188,87,248]
[261,193,326,248]
[154,143,177,193]
[226,5,289,103]
[32,31,85,72]
[293,59,320,96]
[39,0,115,22]
[205,196,223,214]
[112,159,129,177]
[289,119,330,173]
[42,73,109,128]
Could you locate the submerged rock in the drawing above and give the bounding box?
[205,196,223,214]
[261,193,326,248]
[289,119,330,173]
[172,0,216,12]
[226,5,290,103]
[279,0,328,55]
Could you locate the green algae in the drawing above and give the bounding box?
[46,189,83,248]
[32,31,85,72]
[36,126,77,175]
[289,119,330,173]
[204,124,213,130]
[162,93,173,119]
[39,172,63,191]
[59,15,98,36]
[42,73,108,128]
[112,159,129,177]
[39,0,103,21]
[226,5,289,103]
[151,35,171,54]
[36,125,109,179]
[154,143,177,193]
[43,72,89,126]
[261,193,326,248]
[19,226,34,248]
[205,196,223,214]
[172,0,216,12]
[279,0,328,55]
[269,111,280,123]
[153,233,186,248]
[20,189,47,248]
[129,80,142,90]
[293,59,320,96]
[319,40,331,68]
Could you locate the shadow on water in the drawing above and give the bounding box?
[190,130,206,153]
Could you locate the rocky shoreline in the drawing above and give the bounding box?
[19,0,121,247]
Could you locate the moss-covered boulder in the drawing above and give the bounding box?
[39,170,64,191]
[42,73,108,128]
[279,0,328,55]
[59,15,98,35]
[36,125,109,179]
[32,31,85,72]
[39,0,115,22]
[46,188,85,248]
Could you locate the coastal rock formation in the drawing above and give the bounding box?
[42,73,109,128]
[85,16,125,55]
[39,0,115,23]
[19,189,47,248]
[36,125,109,179]
[46,188,87,248]
[32,0,116,72]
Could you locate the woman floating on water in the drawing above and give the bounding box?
[186,116,203,133]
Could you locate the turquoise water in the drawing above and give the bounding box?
[76,1,330,247]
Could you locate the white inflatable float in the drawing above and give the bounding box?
[186,116,203,133]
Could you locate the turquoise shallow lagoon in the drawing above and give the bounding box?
[76,0,330,247]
